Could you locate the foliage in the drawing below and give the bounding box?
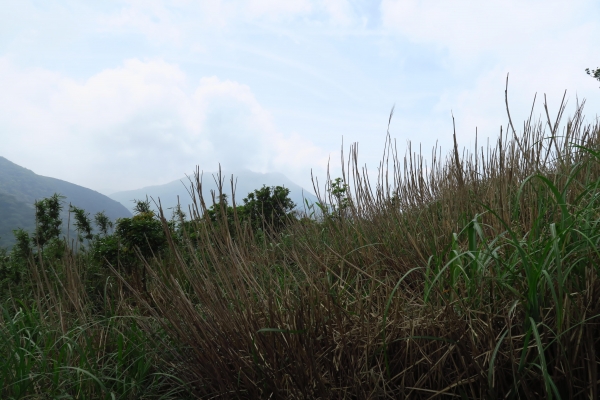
[0,246,15,290]
[92,234,120,268]
[93,200,167,293]
[586,67,600,84]
[203,186,297,236]
[114,212,167,262]
[0,302,188,399]
[1,228,34,295]
[242,185,296,232]
[2,229,32,286]
[33,193,64,250]
[12,228,33,262]
[329,177,350,219]
[205,193,240,234]
[133,198,153,214]
[70,205,94,245]
[94,211,113,237]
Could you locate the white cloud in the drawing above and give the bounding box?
[99,0,362,43]
[380,0,590,62]
[380,0,600,145]
[0,58,328,192]
[321,0,354,26]
[101,0,184,44]
[245,0,312,20]
[102,0,314,34]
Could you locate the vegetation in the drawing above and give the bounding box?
[204,185,297,233]
[108,168,318,217]
[586,67,600,84]
[1,92,600,398]
[0,156,131,248]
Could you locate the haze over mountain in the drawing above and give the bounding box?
[109,169,319,217]
[0,156,132,248]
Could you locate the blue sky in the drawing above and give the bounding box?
[1,0,599,194]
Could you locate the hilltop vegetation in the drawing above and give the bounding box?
[109,168,318,215]
[1,96,600,398]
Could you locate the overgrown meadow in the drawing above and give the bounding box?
[1,93,600,399]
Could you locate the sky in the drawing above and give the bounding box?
[1,0,599,195]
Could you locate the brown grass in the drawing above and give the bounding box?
[115,87,600,399]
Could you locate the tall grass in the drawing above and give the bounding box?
[120,92,600,398]
[0,248,190,398]
[2,89,599,398]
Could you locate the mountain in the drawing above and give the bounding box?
[109,169,319,217]
[0,156,132,248]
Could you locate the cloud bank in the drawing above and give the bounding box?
[0,57,327,193]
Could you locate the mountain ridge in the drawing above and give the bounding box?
[0,156,132,248]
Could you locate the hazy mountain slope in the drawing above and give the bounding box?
[0,156,132,248]
[0,192,35,248]
[110,169,319,217]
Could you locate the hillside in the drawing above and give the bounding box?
[0,156,132,248]
[109,169,319,217]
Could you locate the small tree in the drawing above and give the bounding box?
[12,228,33,261]
[243,185,296,232]
[133,198,152,215]
[2,194,66,293]
[34,193,64,250]
[94,211,113,237]
[330,177,350,219]
[94,199,166,294]
[70,205,94,245]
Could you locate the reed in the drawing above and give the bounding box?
[129,89,600,398]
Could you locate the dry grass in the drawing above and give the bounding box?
[124,88,600,399]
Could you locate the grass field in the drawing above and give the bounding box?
[1,94,599,399]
